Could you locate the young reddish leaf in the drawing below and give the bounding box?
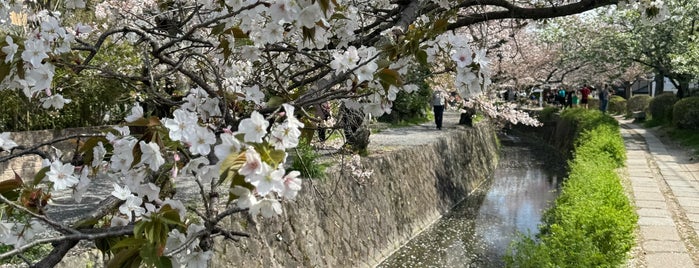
[0,171,23,193]
[377,68,403,87]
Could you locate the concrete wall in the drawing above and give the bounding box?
[212,122,500,267]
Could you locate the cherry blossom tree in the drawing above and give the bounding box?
[0,0,666,266]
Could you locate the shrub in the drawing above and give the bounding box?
[378,66,432,124]
[506,109,636,268]
[608,96,626,115]
[626,95,651,116]
[537,107,559,122]
[648,93,678,124]
[672,97,699,130]
[290,141,329,179]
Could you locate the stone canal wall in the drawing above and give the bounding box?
[213,118,500,267]
[5,114,500,267]
[0,127,106,182]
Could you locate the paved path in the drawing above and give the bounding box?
[620,118,699,267]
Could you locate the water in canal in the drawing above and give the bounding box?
[377,134,566,268]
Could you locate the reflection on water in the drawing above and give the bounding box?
[377,135,564,268]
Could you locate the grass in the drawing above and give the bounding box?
[642,118,699,156]
[505,109,636,268]
[667,128,699,155]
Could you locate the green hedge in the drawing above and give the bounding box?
[648,93,678,124]
[608,96,627,115]
[626,95,651,117]
[672,96,699,130]
[506,109,637,268]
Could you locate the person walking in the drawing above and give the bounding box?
[580,84,591,109]
[599,84,610,113]
[432,88,448,130]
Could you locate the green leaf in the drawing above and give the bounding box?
[415,49,428,66]
[107,247,142,268]
[218,151,246,185]
[110,237,148,252]
[302,27,316,44]
[377,68,403,87]
[0,61,10,82]
[432,18,449,33]
[133,221,147,240]
[318,0,331,13]
[78,137,109,167]
[330,12,348,21]
[140,243,171,268]
[32,166,50,186]
[211,23,225,35]
[252,143,286,167]
[267,95,286,108]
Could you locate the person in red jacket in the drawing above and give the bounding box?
[579,84,591,109]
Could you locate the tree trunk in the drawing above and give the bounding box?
[654,73,665,96]
[678,77,689,99]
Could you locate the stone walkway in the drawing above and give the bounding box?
[620,118,699,267]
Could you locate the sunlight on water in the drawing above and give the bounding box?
[378,136,564,268]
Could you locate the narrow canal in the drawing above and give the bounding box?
[377,133,566,268]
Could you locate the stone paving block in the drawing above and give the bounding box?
[640,226,681,241]
[682,206,699,215]
[676,171,699,181]
[665,180,691,187]
[686,213,699,223]
[645,253,695,268]
[633,186,661,193]
[676,197,699,208]
[628,159,649,165]
[644,240,688,253]
[635,200,669,209]
[634,191,667,201]
[638,216,676,226]
[637,208,672,218]
[631,180,658,187]
[655,155,678,162]
[668,187,699,197]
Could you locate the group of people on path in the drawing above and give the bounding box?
[546,84,613,113]
[431,83,616,130]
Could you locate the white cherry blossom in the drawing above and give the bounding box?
[163,109,198,142]
[111,183,132,200]
[188,126,216,156]
[281,170,302,200]
[2,36,18,63]
[138,141,165,171]
[125,103,144,122]
[354,60,378,82]
[238,111,269,143]
[214,132,242,163]
[0,132,18,151]
[230,186,257,209]
[46,160,79,191]
[40,94,72,109]
[21,38,49,68]
[452,48,473,68]
[119,195,146,221]
[92,141,106,168]
[239,148,263,176]
[245,163,284,195]
[250,198,282,218]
